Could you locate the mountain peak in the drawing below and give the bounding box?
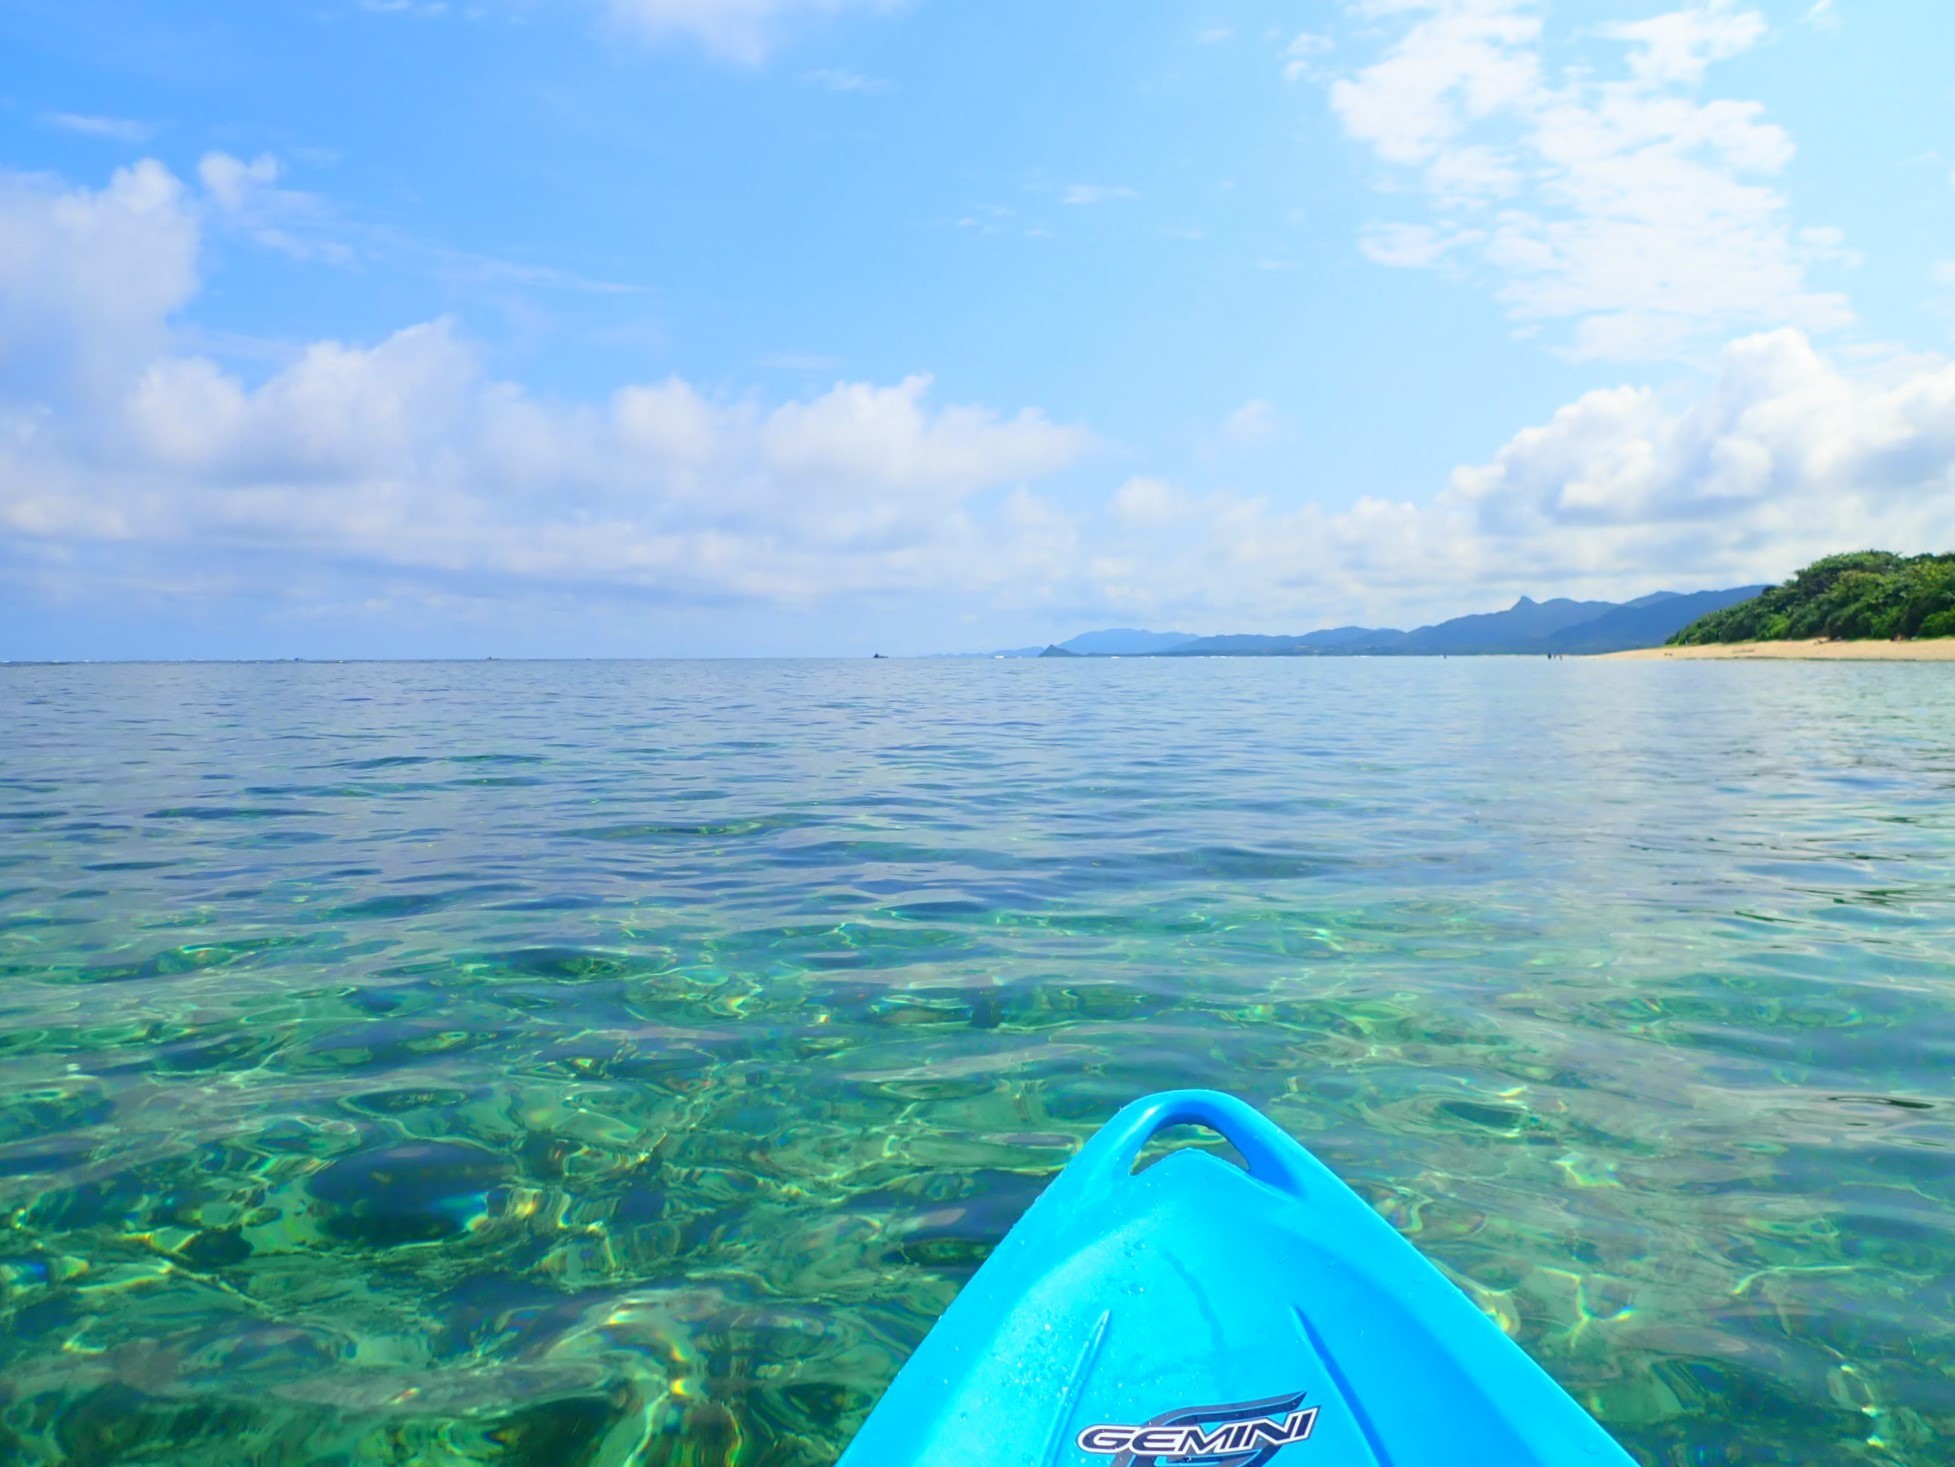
[1058,628,1197,656]
[961,584,1769,658]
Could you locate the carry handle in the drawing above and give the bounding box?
[1073,1090,1316,1200]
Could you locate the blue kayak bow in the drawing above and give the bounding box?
[839,1089,1635,1466]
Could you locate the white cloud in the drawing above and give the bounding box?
[180,150,632,292]
[194,151,358,266]
[803,68,889,92]
[1282,31,1334,82]
[725,370,1062,507]
[38,112,155,144]
[1322,1,1853,360]
[1327,3,1542,167]
[198,152,280,212]
[1602,0,1766,86]
[1079,330,1955,627]
[1217,398,1283,450]
[0,161,199,401]
[599,0,899,64]
[1111,476,1188,527]
[0,160,1094,613]
[1062,184,1140,206]
[1358,221,1479,268]
[8,160,1951,640]
[1447,329,1955,551]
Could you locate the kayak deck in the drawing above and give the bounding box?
[838,1090,1634,1465]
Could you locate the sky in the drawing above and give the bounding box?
[1,0,1953,658]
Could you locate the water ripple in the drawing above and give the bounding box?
[0,657,1952,1464]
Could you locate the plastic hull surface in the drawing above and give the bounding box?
[838,1090,1635,1466]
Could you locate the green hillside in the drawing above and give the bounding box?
[1670,551,1955,645]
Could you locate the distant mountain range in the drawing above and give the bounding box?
[975,585,1770,659]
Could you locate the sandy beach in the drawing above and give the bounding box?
[1603,639,1955,661]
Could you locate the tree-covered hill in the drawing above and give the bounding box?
[1670,552,1955,645]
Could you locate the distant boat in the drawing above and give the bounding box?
[872,653,887,659]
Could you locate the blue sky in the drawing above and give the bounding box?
[2,0,1952,657]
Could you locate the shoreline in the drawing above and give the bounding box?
[1601,639,1955,662]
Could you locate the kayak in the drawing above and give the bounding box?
[838,1089,1635,1465]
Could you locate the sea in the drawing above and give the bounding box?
[2,657,1952,1466]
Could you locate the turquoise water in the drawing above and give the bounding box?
[2,657,1952,1466]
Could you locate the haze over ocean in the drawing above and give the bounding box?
[3,658,1953,1464]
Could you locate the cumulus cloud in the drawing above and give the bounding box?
[0,161,199,401]
[1078,330,1955,627]
[1321,0,1853,360]
[1602,1,1766,86]
[599,0,899,64]
[0,160,1094,614]
[8,160,1952,643]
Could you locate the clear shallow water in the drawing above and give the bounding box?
[1,657,1953,1467]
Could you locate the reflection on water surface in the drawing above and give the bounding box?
[2,658,1952,1464]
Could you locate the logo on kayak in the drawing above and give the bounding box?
[1076,1390,1317,1466]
